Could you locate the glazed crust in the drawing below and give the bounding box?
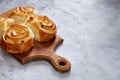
[5,6,57,42]
[9,6,37,24]
[0,24,34,54]
[26,15,57,42]
[0,17,14,40]
[0,6,57,54]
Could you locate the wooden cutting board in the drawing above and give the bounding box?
[0,10,71,72]
[13,35,71,72]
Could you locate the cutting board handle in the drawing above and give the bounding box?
[50,54,71,72]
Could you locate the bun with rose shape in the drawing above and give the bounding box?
[0,6,57,43]
[0,24,34,54]
[9,6,37,24]
[26,15,57,42]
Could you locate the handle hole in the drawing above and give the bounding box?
[59,61,66,66]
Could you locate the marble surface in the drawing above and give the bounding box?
[0,0,120,80]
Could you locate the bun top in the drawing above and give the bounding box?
[9,6,37,24]
[13,6,37,15]
[0,6,57,42]
[2,24,34,44]
[38,15,57,33]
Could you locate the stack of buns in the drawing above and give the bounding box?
[0,6,57,54]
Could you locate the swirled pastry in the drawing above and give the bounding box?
[26,15,57,42]
[0,6,57,43]
[0,24,34,54]
[9,6,37,24]
[0,17,14,40]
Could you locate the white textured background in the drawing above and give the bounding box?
[0,0,120,80]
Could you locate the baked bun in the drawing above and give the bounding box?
[26,15,57,42]
[0,17,14,39]
[0,24,34,54]
[0,6,57,43]
[9,6,37,24]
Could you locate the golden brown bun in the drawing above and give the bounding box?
[0,24,34,54]
[9,6,37,24]
[0,17,14,40]
[0,6,57,42]
[26,15,57,42]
